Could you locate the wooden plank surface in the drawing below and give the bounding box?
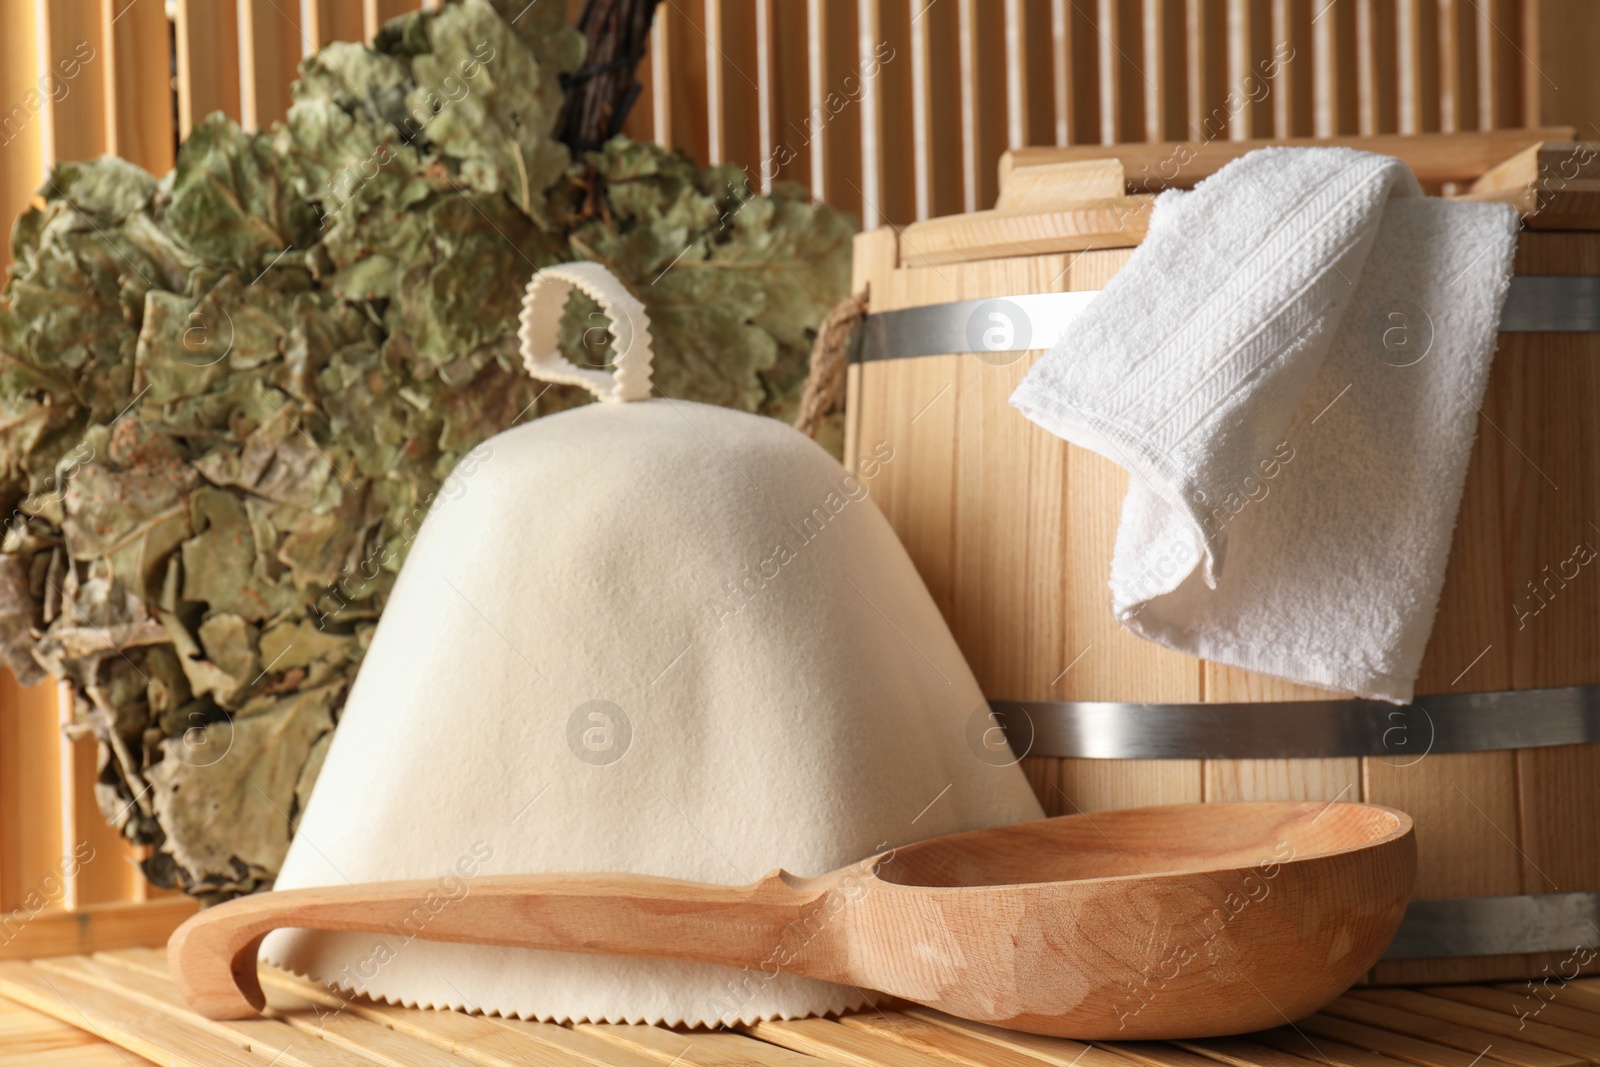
[584,1019,821,1067]
[752,1015,972,1067]
[13,960,1600,1067]
[1554,981,1600,1014]
[1424,986,1600,1040]
[1115,1039,1246,1067]
[1179,1034,1331,1067]
[1465,142,1600,227]
[1320,994,1583,1067]
[34,954,390,1067]
[1296,1010,1530,1067]
[1343,990,1600,1064]
[0,959,287,1066]
[0,981,115,1062]
[122,943,780,1067]
[1357,0,1399,134]
[1247,1025,1435,1067]
[845,1009,1094,1067]
[0,1041,128,1067]
[908,1005,1136,1066]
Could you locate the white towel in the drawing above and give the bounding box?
[1011,148,1518,703]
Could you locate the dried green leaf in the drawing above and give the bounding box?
[0,555,45,685]
[160,609,240,708]
[165,115,320,273]
[260,618,349,671]
[406,0,580,220]
[45,156,158,222]
[181,488,297,623]
[147,684,337,880]
[197,612,259,701]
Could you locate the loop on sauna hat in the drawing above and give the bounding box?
[516,260,654,403]
[262,264,1045,1026]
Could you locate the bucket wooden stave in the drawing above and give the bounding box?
[844,133,1600,985]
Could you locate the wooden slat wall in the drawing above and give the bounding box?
[0,0,1565,274]
[40,1,109,166]
[304,0,367,49]
[239,0,305,131]
[105,0,176,173]
[174,0,242,137]
[365,0,425,39]
[0,0,1592,949]
[0,0,1571,254]
[0,0,45,277]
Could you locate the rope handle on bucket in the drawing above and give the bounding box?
[517,262,653,403]
[793,287,868,439]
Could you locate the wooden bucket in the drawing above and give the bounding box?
[845,130,1600,985]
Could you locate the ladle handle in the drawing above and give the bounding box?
[168,870,838,1020]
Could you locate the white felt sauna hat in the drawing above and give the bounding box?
[263,262,1045,1026]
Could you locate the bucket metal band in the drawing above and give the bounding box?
[857,291,1100,362]
[1386,891,1600,959]
[987,684,1600,760]
[857,275,1600,363]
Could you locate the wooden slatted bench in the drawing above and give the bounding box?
[2,951,1598,1067]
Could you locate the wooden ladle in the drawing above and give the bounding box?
[169,801,1414,1039]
